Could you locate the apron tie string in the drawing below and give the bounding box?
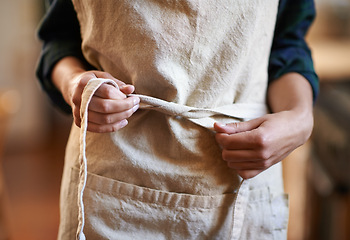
[131,93,268,129]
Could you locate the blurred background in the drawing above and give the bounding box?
[0,0,349,239]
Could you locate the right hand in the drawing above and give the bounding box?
[66,70,140,133]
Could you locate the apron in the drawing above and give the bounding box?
[59,1,288,239]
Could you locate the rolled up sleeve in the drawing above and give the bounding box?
[269,0,319,101]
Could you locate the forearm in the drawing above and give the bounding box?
[51,56,87,107]
[268,72,313,112]
[267,72,314,142]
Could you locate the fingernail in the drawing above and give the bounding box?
[216,123,226,128]
[119,119,128,129]
[132,104,139,112]
[133,97,140,105]
[119,84,127,89]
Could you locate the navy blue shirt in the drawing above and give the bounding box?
[36,0,319,113]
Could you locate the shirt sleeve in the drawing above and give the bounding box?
[36,0,92,113]
[269,0,319,101]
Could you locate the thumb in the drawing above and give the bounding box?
[214,118,264,134]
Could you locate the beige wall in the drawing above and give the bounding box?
[0,0,50,148]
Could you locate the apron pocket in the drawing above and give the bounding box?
[70,167,236,240]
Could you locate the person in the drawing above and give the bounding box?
[36,0,318,239]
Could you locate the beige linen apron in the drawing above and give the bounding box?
[59,1,288,239]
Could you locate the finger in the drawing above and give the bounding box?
[215,130,259,150]
[227,161,267,170]
[92,71,135,93]
[94,83,126,99]
[214,117,264,134]
[87,119,129,133]
[94,83,135,99]
[88,104,139,125]
[119,84,135,95]
[221,149,263,162]
[88,96,140,114]
[237,170,263,179]
[216,123,270,151]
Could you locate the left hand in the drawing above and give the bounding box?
[214,109,313,179]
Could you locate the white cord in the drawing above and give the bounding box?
[76,78,119,240]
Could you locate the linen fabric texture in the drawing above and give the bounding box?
[58,1,289,239]
[35,0,319,114]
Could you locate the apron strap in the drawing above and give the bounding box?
[77,78,119,240]
[132,93,267,119]
[130,94,268,129]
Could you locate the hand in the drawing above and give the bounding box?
[66,70,140,133]
[214,109,313,179]
[52,57,140,133]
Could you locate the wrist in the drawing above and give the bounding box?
[268,72,314,143]
[283,107,314,145]
[268,73,313,112]
[52,57,86,107]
